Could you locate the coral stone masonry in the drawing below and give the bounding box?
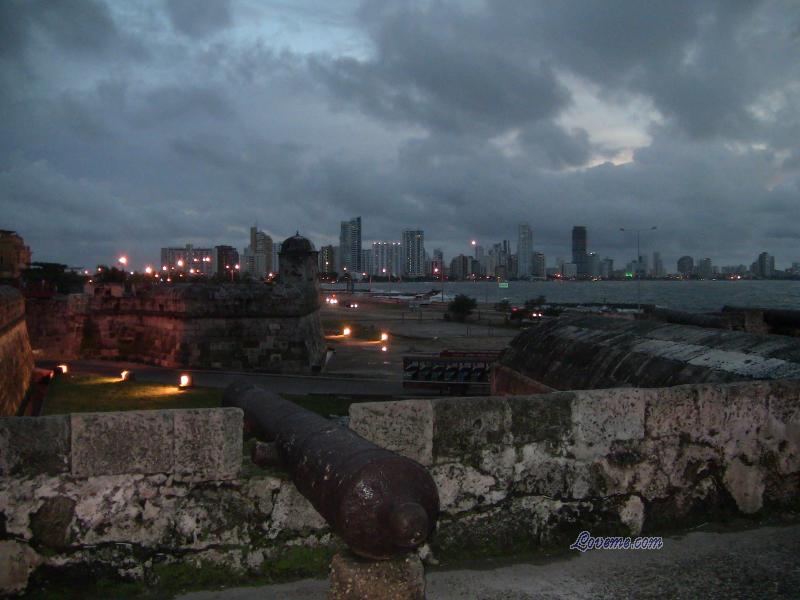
[0,286,33,416]
[24,235,326,372]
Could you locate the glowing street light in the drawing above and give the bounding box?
[118,256,128,266]
[144,266,153,275]
[177,259,184,268]
[380,332,389,341]
[178,373,193,389]
[342,326,352,336]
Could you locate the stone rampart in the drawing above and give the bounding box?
[24,293,87,360]
[0,286,33,416]
[0,408,334,595]
[496,314,800,393]
[24,234,326,373]
[351,380,800,556]
[78,283,326,372]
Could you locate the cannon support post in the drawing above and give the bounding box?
[223,382,440,560]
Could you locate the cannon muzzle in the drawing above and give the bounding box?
[223,382,439,559]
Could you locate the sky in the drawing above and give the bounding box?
[1,0,799,271]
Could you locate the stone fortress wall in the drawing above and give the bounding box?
[494,314,800,394]
[0,407,332,594]
[3,379,799,594]
[24,235,326,373]
[352,379,800,555]
[0,286,33,416]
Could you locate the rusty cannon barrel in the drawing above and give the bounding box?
[222,381,439,560]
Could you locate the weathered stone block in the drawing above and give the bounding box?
[570,388,645,460]
[329,551,425,600]
[30,496,75,550]
[723,457,765,513]
[431,396,511,460]
[0,541,40,595]
[349,400,434,465]
[71,411,173,477]
[174,408,242,481]
[268,482,327,537]
[0,415,70,476]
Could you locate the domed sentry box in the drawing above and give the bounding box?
[279,233,319,285]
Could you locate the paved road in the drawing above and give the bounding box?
[177,523,800,600]
[37,359,413,396]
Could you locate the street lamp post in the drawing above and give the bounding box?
[620,226,657,311]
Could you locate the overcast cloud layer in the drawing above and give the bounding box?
[1,0,799,269]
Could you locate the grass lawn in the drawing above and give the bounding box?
[42,375,393,417]
[43,374,222,415]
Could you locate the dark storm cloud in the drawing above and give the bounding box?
[0,0,117,58]
[1,0,798,270]
[311,3,569,134]
[165,0,233,39]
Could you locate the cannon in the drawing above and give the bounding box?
[222,382,440,560]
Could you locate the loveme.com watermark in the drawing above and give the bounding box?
[569,531,664,553]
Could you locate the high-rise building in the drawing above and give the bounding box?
[241,226,273,279]
[756,252,775,278]
[571,226,587,276]
[271,243,280,275]
[586,252,600,278]
[361,249,374,277]
[600,258,614,279]
[698,258,713,279]
[636,254,648,278]
[0,230,31,280]
[651,252,665,278]
[677,256,694,277]
[212,245,239,276]
[372,241,402,277]
[318,245,336,273]
[449,255,471,280]
[562,262,577,278]
[433,248,444,267]
[161,244,214,275]
[402,230,425,277]
[517,223,533,278]
[532,252,546,279]
[339,217,362,273]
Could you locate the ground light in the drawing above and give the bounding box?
[380,332,389,341]
[56,364,69,375]
[178,374,193,389]
[120,370,134,381]
[381,346,388,352]
[342,327,351,336]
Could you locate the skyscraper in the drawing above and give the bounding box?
[402,230,425,277]
[517,223,533,278]
[677,256,694,277]
[571,226,587,276]
[586,252,600,278]
[339,217,362,273]
[532,252,546,279]
[652,252,665,278]
[318,245,336,273]
[698,258,713,279]
[161,244,214,275]
[242,226,272,278]
[372,241,402,276]
[212,245,239,276]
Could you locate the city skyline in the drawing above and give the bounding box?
[2,1,798,268]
